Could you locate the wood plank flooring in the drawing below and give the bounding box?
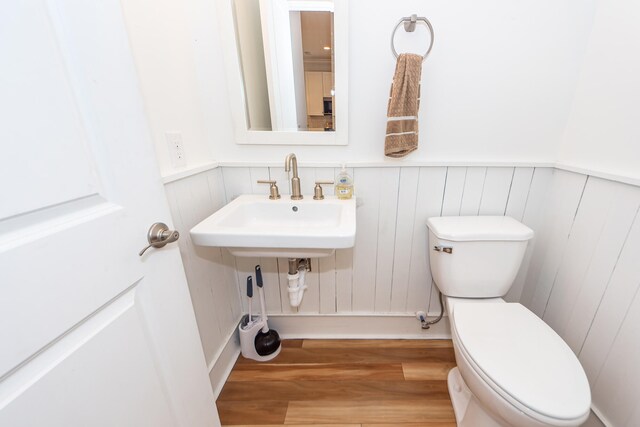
[217,339,457,426]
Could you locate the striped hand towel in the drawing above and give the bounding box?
[385,53,423,158]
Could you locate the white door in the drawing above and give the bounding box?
[305,71,324,116]
[322,72,333,98]
[259,0,299,130]
[0,2,218,426]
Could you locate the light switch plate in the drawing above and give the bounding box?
[166,132,187,168]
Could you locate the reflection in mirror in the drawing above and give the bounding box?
[233,0,335,132]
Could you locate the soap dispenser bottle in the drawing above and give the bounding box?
[335,164,354,200]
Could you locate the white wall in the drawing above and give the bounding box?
[557,0,640,181]
[531,2,640,422]
[121,0,228,176]
[234,0,272,130]
[201,0,596,164]
[164,169,242,370]
[122,0,597,173]
[520,169,640,426]
[289,11,308,130]
[125,1,639,423]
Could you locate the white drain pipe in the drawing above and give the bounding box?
[287,258,310,307]
[287,268,307,307]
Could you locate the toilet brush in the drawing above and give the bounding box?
[253,265,281,356]
[241,276,256,330]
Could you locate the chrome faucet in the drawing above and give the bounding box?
[284,153,303,200]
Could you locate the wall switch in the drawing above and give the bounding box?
[166,132,187,168]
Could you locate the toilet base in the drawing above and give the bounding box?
[448,367,507,427]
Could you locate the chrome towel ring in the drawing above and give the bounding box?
[391,14,435,62]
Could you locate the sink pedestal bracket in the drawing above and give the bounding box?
[287,258,311,307]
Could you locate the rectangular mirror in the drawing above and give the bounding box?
[218,0,348,145]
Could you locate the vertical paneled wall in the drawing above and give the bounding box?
[164,168,242,368]
[219,165,552,316]
[520,169,640,426]
[168,165,640,424]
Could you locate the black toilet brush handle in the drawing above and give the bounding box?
[246,276,253,323]
[255,265,269,332]
[255,265,264,288]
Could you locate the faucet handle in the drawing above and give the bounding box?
[313,180,334,200]
[257,180,281,200]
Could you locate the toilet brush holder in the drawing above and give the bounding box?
[239,314,281,362]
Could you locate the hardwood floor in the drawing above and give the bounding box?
[217,339,457,426]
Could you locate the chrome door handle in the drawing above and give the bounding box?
[139,222,180,256]
[433,245,453,254]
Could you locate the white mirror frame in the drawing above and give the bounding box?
[216,0,348,145]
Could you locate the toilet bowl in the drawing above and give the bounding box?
[427,217,591,427]
[447,298,590,426]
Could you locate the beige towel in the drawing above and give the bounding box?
[385,53,423,158]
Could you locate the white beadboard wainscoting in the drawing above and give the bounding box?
[165,165,639,425]
[520,169,640,427]
[164,167,243,397]
[163,165,550,380]
[218,165,551,318]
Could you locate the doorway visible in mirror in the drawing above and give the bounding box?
[233,0,335,132]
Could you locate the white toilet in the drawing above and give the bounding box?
[427,216,591,427]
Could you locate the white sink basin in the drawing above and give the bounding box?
[190,195,356,258]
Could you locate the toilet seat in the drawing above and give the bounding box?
[452,303,590,425]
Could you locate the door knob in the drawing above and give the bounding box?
[139,222,180,256]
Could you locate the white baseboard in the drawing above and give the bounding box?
[208,326,240,399]
[267,314,451,339]
[589,405,610,427]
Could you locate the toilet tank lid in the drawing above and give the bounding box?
[426,216,534,241]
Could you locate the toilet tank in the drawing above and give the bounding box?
[427,216,534,298]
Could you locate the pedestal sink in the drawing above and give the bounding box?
[190,195,356,258]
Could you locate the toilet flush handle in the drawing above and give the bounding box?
[433,245,453,254]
